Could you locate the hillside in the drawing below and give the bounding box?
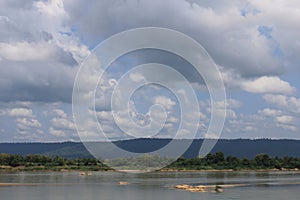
[0,139,299,159]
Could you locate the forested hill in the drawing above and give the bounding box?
[0,139,299,159]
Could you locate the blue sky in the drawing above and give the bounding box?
[0,0,300,142]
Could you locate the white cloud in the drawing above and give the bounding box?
[226,109,237,119]
[153,96,176,110]
[96,110,113,120]
[225,109,299,138]
[48,106,77,138]
[276,124,298,132]
[7,108,34,118]
[49,127,68,137]
[263,94,300,113]
[16,117,41,130]
[129,72,145,83]
[204,132,220,139]
[258,108,298,132]
[259,108,282,117]
[201,99,239,120]
[168,116,179,123]
[35,0,66,18]
[227,99,242,108]
[276,115,294,124]
[0,42,57,61]
[244,126,257,132]
[241,76,296,94]
[50,117,75,130]
[52,109,67,118]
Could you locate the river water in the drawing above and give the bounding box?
[0,171,299,200]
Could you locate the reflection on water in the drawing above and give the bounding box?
[0,171,300,200]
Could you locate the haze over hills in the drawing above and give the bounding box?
[0,139,299,159]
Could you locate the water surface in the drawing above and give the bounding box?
[0,171,299,200]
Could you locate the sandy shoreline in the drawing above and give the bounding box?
[2,181,300,189]
[172,181,300,193]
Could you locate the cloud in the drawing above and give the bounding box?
[276,124,297,132]
[200,98,241,120]
[227,99,243,108]
[6,108,34,118]
[0,42,58,61]
[129,72,145,83]
[248,0,300,67]
[1,0,300,141]
[0,59,77,102]
[241,76,296,94]
[275,115,294,124]
[63,0,287,78]
[0,0,298,102]
[1,0,299,105]
[52,109,67,118]
[258,107,298,132]
[50,117,75,130]
[153,96,176,110]
[259,108,282,117]
[16,117,41,129]
[244,126,257,132]
[35,0,66,17]
[263,94,300,114]
[0,0,89,103]
[15,117,44,140]
[49,107,76,138]
[49,127,68,137]
[226,111,298,138]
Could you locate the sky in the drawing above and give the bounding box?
[0,0,300,142]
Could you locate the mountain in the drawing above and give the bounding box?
[0,139,299,159]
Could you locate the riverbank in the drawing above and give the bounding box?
[173,182,300,193]
[1,152,300,173]
[0,165,299,173]
[161,168,300,172]
[0,165,112,172]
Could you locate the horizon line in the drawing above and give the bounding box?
[1,137,300,144]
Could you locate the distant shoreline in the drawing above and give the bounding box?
[1,139,300,160]
[1,166,299,173]
[160,168,300,172]
[2,152,300,173]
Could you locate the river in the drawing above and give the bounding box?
[0,171,299,200]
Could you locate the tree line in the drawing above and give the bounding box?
[166,152,300,170]
[0,154,110,171]
[1,152,300,171]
